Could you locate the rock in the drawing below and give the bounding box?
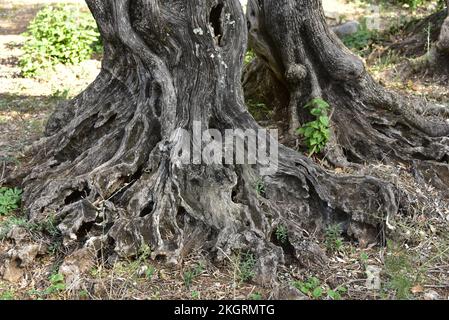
[273,284,309,300]
[2,260,23,283]
[7,226,29,244]
[137,265,149,278]
[60,248,96,291]
[332,21,360,39]
[12,243,46,267]
[2,242,46,282]
[424,290,441,300]
[365,265,381,290]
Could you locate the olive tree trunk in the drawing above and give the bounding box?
[15,0,408,285]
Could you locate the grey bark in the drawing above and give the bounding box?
[9,0,427,285]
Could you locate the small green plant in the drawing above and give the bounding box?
[255,179,266,197]
[249,292,263,300]
[29,273,67,297]
[297,98,331,156]
[78,290,89,299]
[183,263,204,288]
[191,290,200,299]
[244,49,256,65]
[293,277,346,300]
[342,19,380,57]
[137,244,152,262]
[384,242,416,299]
[275,225,288,244]
[360,252,369,264]
[145,265,156,280]
[52,88,70,100]
[46,273,67,295]
[19,4,102,77]
[0,290,15,300]
[246,99,273,122]
[292,277,323,298]
[0,187,22,216]
[238,252,256,282]
[325,224,344,253]
[327,287,347,300]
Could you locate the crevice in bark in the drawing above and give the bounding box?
[210,3,225,46]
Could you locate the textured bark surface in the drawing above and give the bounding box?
[245,0,449,182]
[9,0,434,286]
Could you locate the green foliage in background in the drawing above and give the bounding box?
[0,187,22,216]
[19,5,102,77]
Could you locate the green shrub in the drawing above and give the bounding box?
[19,5,102,77]
[0,187,22,216]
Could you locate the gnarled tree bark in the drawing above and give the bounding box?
[10,0,424,286]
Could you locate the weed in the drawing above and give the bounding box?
[183,263,204,288]
[191,290,200,299]
[238,252,256,282]
[360,252,369,263]
[145,266,156,280]
[46,273,67,295]
[246,99,272,122]
[29,273,66,297]
[297,98,331,156]
[292,277,323,298]
[0,290,14,300]
[52,88,70,100]
[342,19,380,57]
[324,224,344,253]
[384,242,416,299]
[275,225,288,244]
[292,277,346,300]
[249,292,263,300]
[0,187,22,216]
[78,290,89,299]
[255,179,266,197]
[327,287,347,300]
[244,49,256,65]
